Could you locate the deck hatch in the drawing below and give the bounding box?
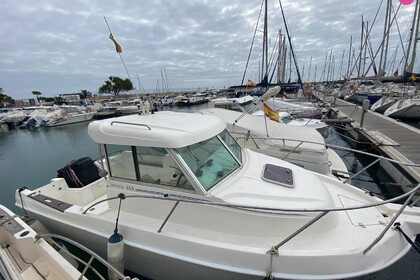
[262,164,294,188]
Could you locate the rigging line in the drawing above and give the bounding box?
[267,32,280,74]
[277,0,302,85]
[393,5,408,65]
[241,0,265,86]
[227,0,254,86]
[348,0,384,77]
[363,4,402,77]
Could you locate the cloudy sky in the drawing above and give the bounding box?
[1,0,417,100]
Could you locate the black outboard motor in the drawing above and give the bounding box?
[57,157,102,188]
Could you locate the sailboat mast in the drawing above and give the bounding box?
[358,16,364,77]
[278,0,302,85]
[277,30,282,84]
[346,36,353,78]
[262,0,269,84]
[405,0,420,74]
[379,0,391,76]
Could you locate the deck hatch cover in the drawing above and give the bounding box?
[262,164,294,188]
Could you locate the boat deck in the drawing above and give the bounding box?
[330,98,420,182]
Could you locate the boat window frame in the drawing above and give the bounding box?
[103,143,201,195]
[173,130,242,192]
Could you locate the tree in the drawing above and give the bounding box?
[80,89,91,99]
[0,88,15,107]
[32,91,42,102]
[98,76,133,96]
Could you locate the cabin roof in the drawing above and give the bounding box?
[88,111,226,148]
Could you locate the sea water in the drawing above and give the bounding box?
[0,106,419,280]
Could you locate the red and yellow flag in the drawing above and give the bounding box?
[247,79,257,87]
[263,103,279,122]
[109,34,122,53]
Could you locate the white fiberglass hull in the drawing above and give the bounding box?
[370,97,397,114]
[15,168,420,280]
[0,205,83,280]
[46,112,95,127]
[384,99,420,119]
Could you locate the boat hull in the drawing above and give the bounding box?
[16,181,420,280]
[46,112,95,127]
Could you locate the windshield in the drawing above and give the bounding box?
[176,130,241,191]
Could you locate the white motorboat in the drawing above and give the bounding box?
[263,98,323,119]
[15,111,420,280]
[370,96,398,114]
[0,204,129,280]
[209,95,329,137]
[384,97,420,119]
[0,109,28,127]
[0,204,83,279]
[117,99,143,115]
[252,110,330,137]
[201,108,344,177]
[44,105,95,127]
[209,95,255,112]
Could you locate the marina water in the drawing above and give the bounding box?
[1,106,419,279]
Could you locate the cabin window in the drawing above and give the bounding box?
[176,134,240,191]
[134,146,194,190]
[105,144,194,191]
[218,129,242,163]
[105,145,137,180]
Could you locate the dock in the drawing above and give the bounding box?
[327,97,420,189]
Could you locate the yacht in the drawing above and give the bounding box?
[15,111,420,280]
[201,108,344,177]
[44,105,95,127]
[209,95,255,112]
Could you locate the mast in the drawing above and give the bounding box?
[346,36,353,78]
[308,56,313,82]
[281,35,287,82]
[277,30,282,83]
[378,0,392,76]
[278,0,302,85]
[362,21,369,76]
[262,0,269,84]
[358,16,364,77]
[405,0,420,74]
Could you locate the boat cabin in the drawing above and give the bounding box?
[88,112,243,195]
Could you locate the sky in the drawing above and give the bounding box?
[0,0,417,100]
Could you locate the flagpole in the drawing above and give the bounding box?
[104,17,132,83]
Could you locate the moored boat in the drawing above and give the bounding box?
[0,204,82,279]
[15,111,420,280]
[44,105,95,127]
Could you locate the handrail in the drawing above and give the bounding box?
[110,121,151,130]
[232,134,420,168]
[35,233,129,280]
[78,183,420,277]
[83,183,420,215]
[80,184,420,259]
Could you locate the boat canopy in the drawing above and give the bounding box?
[88,111,226,148]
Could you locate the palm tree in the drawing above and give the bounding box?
[32,91,42,102]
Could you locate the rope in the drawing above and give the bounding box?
[18,187,31,219]
[394,223,420,254]
[19,252,47,280]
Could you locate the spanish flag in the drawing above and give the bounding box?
[109,34,122,53]
[247,79,257,87]
[263,103,279,122]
